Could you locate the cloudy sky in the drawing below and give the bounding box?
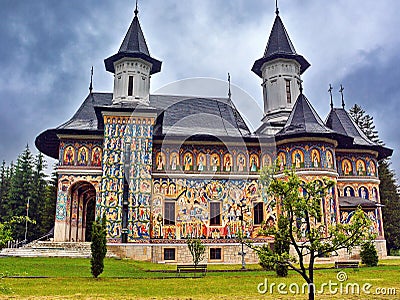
[1,0,399,180]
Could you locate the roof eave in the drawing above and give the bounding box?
[104,52,162,74]
[252,53,310,77]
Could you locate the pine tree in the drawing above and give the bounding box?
[349,104,365,127]
[30,153,48,239]
[0,160,7,221]
[349,104,381,144]
[6,145,34,240]
[378,160,400,253]
[90,215,107,278]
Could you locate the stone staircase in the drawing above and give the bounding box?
[0,241,117,258]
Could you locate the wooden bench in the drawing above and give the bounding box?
[176,264,207,277]
[334,261,359,269]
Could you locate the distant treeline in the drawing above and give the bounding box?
[0,145,56,242]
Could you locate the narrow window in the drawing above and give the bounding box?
[128,76,134,96]
[210,248,222,260]
[210,202,221,226]
[253,202,264,225]
[164,202,175,225]
[164,248,176,261]
[285,80,291,104]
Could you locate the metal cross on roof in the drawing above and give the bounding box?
[89,66,94,94]
[134,0,139,17]
[228,73,232,100]
[339,84,345,108]
[328,84,333,109]
[275,0,279,15]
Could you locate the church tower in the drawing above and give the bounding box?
[104,6,162,105]
[253,8,310,134]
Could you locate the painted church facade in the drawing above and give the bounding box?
[36,5,392,263]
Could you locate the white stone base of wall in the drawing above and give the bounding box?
[107,242,264,264]
[107,239,387,264]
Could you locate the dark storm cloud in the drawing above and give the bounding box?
[336,48,400,175]
[0,0,399,179]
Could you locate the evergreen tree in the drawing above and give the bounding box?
[349,104,381,144]
[349,104,365,127]
[5,145,34,240]
[90,215,107,278]
[30,153,48,239]
[0,160,8,221]
[379,160,400,252]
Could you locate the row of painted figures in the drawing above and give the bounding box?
[62,145,102,167]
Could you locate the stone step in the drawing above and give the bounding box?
[0,243,117,258]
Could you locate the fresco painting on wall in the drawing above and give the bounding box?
[356,159,366,176]
[183,152,194,171]
[292,149,304,169]
[151,178,275,240]
[326,150,334,169]
[236,153,247,172]
[249,154,259,172]
[210,153,220,172]
[170,152,179,171]
[342,159,353,176]
[277,152,286,171]
[311,149,320,168]
[102,116,154,241]
[197,152,206,171]
[63,145,75,166]
[223,153,233,172]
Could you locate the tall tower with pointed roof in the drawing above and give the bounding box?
[253,8,310,134]
[104,6,162,105]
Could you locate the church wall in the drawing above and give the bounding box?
[151,177,271,240]
[336,150,383,238]
[101,114,155,242]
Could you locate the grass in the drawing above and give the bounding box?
[0,257,399,299]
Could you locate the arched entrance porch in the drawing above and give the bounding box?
[67,181,96,242]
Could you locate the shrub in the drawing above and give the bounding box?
[360,241,378,267]
[90,216,107,278]
[187,238,205,266]
[257,245,275,271]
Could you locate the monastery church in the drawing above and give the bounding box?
[36,4,392,263]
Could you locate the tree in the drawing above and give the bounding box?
[5,145,34,240]
[273,216,290,277]
[360,241,378,267]
[349,104,381,144]
[378,160,400,253]
[90,215,107,278]
[0,160,11,222]
[30,153,49,239]
[0,217,33,249]
[186,238,206,267]
[257,167,374,300]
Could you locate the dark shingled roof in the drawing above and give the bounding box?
[276,93,336,138]
[325,108,393,160]
[104,14,162,74]
[252,14,310,77]
[339,196,381,209]
[35,93,251,159]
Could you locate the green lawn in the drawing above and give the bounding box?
[0,257,399,299]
